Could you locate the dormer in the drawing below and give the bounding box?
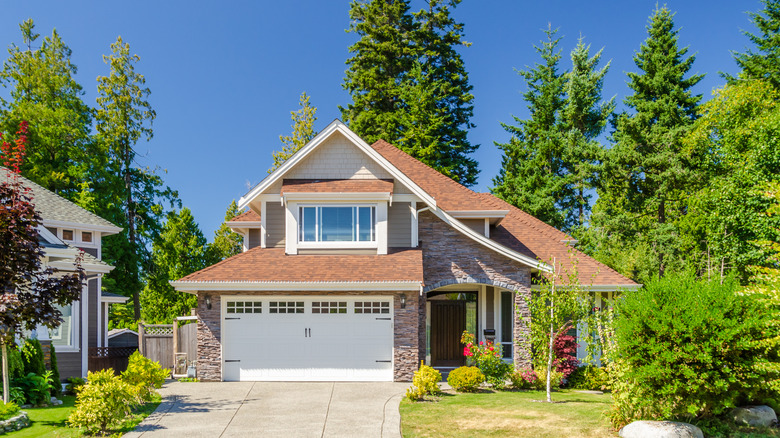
[225,210,263,252]
[449,210,509,238]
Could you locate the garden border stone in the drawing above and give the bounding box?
[731,405,777,427]
[0,411,30,434]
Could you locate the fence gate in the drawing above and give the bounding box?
[138,324,174,370]
[172,316,198,377]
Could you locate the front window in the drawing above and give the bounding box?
[49,304,76,349]
[299,206,376,243]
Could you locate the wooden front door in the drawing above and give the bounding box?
[431,301,466,367]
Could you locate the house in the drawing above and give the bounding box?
[170,121,637,382]
[0,168,128,380]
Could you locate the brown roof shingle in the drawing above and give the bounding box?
[281,179,394,195]
[370,140,637,287]
[229,210,261,222]
[177,247,423,283]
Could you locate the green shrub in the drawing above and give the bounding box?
[566,365,609,391]
[65,377,86,395]
[20,339,45,377]
[609,273,780,430]
[121,351,168,403]
[49,344,61,397]
[68,369,135,435]
[532,366,563,390]
[447,366,484,392]
[0,345,24,382]
[14,371,53,405]
[509,369,537,390]
[0,401,20,421]
[405,362,442,401]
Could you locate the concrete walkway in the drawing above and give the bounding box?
[124,381,408,438]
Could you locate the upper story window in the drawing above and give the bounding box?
[62,229,74,241]
[81,231,93,243]
[299,206,376,243]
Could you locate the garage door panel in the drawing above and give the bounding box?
[221,297,393,382]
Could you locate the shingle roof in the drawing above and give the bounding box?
[0,168,120,232]
[176,247,423,283]
[281,178,394,195]
[370,141,637,288]
[229,210,261,222]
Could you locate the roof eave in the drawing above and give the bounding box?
[170,280,423,294]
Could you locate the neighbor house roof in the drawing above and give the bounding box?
[0,168,121,233]
[281,178,393,195]
[172,247,423,291]
[369,141,637,288]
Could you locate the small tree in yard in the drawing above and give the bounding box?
[0,121,85,403]
[528,255,588,402]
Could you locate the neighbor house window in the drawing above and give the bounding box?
[49,304,76,349]
[299,206,375,242]
[62,229,74,241]
[81,231,93,243]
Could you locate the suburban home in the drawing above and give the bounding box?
[1,168,128,380]
[170,121,637,382]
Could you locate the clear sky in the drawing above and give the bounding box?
[0,1,763,237]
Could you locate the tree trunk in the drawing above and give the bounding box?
[124,136,141,321]
[658,199,666,278]
[2,341,9,404]
[546,274,555,403]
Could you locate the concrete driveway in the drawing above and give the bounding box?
[124,381,408,438]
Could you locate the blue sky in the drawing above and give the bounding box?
[0,1,762,237]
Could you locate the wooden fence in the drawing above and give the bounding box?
[88,347,137,374]
[138,324,174,370]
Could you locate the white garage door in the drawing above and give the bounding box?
[221,296,394,381]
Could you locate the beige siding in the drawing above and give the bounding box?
[248,229,261,249]
[460,219,486,236]
[88,279,98,348]
[388,202,412,247]
[56,351,81,381]
[283,132,392,181]
[265,202,285,248]
[485,286,495,330]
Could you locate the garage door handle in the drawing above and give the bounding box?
[225,317,240,320]
[375,318,391,320]
[376,360,391,363]
[225,360,240,363]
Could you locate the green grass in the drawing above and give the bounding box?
[8,395,161,438]
[401,389,615,438]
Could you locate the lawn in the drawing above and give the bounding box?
[400,389,615,438]
[9,395,161,437]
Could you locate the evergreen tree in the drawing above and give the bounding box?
[342,0,478,185]
[211,200,244,261]
[140,208,209,324]
[269,92,317,174]
[341,0,415,145]
[560,38,614,230]
[0,19,92,195]
[492,26,568,230]
[94,36,178,322]
[732,0,780,88]
[595,6,703,280]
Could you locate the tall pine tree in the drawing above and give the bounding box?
[560,38,614,230]
[492,26,568,230]
[0,20,92,195]
[269,92,317,174]
[94,36,178,321]
[732,0,780,88]
[342,0,478,185]
[594,6,703,280]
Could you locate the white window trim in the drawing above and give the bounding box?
[53,298,81,353]
[298,204,378,246]
[286,201,388,254]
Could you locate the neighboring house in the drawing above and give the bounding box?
[171,121,637,382]
[0,169,128,380]
[107,328,139,348]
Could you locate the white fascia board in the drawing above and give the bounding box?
[225,221,262,228]
[238,120,437,210]
[283,192,391,203]
[42,219,122,235]
[529,284,642,292]
[449,210,510,219]
[433,207,554,273]
[100,295,129,303]
[49,260,114,274]
[170,280,423,294]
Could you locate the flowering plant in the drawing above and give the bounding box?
[460,331,512,389]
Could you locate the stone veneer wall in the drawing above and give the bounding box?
[195,290,419,382]
[418,211,533,369]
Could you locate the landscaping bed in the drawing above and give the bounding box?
[400,389,614,438]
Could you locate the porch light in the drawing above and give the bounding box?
[400,294,407,309]
[205,295,212,310]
